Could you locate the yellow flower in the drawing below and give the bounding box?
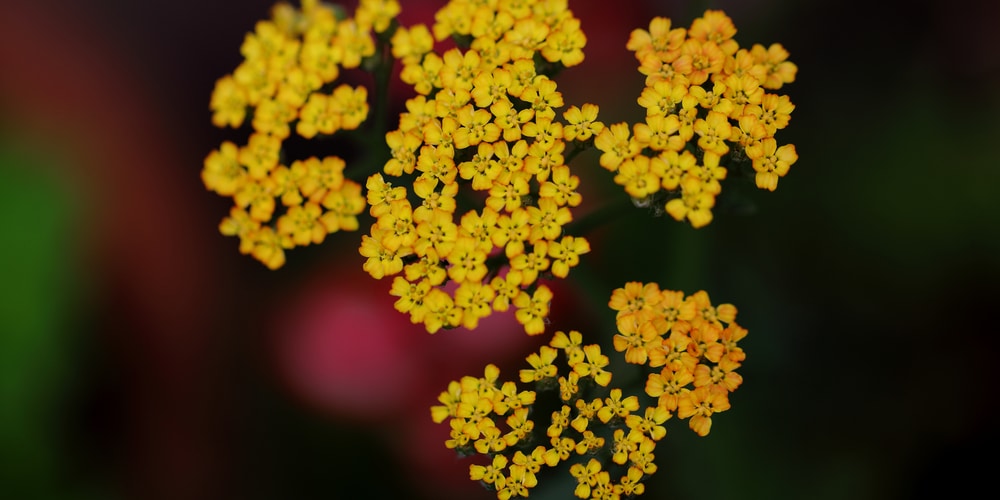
[423,288,463,333]
[391,24,434,66]
[750,42,798,89]
[520,75,563,120]
[692,110,732,155]
[440,48,482,92]
[634,113,685,152]
[573,344,612,387]
[489,272,521,312]
[446,237,488,283]
[332,19,374,69]
[276,201,326,246]
[550,330,584,364]
[673,38,726,86]
[665,177,715,228]
[360,228,405,279]
[561,103,603,142]
[218,207,259,255]
[513,285,553,335]
[612,314,660,365]
[526,197,571,243]
[688,10,739,56]
[594,122,639,171]
[509,242,550,287]
[747,92,796,137]
[355,0,400,33]
[471,66,514,108]
[202,141,246,196]
[745,137,798,191]
[498,463,537,500]
[400,52,443,95]
[454,281,496,329]
[252,96,297,138]
[297,92,340,138]
[319,180,364,232]
[677,385,731,436]
[521,346,559,383]
[453,106,501,149]
[541,17,587,67]
[615,155,661,199]
[627,16,686,64]
[569,458,603,499]
[390,276,430,321]
[548,235,590,279]
[491,208,531,258]
[637,78,689,116]
[625,405,672,441]
[209,75,248,128]
[239,132,282,180]
[469,454,508,490]
[597,388,640,423]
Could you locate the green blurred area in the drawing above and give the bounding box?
[0,143,108,499]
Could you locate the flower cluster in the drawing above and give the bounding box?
[202,3,795,498]
[431,283,746,499]
[201,0,403,268]
[594,10,798,228]
[608,282,746,436]
[360,0,602,335]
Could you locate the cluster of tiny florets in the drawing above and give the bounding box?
[202,0,401,268]
[608,282,746,437]
[360,0,603,335]
[433,283,746,499]
[594,10,798,228]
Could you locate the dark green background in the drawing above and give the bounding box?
[1,0,997,499]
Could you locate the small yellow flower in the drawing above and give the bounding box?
[561,103,603,142]
[597,388,640,424]
[513,285,553,335]
[594,122,639,171]
[665,177,716,228]
[209,75,249,128]
[469,454,508,489]
[677,385,731,436]
[693,110,733,155]
[355,0,400,33]
[573,345,612,387]
[276,202,326,246]
[745,137,798,191]
[202,141,246,196]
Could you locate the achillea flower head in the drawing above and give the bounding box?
[433,283,747,498]
[367,0,602,335]
[204,0,402,268]
[596,9,798,228]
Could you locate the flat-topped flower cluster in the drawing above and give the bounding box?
[201,2,796,498]
[596,12,798,227]
[361,0,599,335]
[431,283,746,499]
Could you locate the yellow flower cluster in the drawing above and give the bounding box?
[360,0,602,335]
[432,283,746,499]
[608,282,746,437]
[594,10,798,228]
[202,0,402,268]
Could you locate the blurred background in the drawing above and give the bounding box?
[1,0,998,499]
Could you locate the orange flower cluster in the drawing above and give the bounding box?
[596,10,798,228]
